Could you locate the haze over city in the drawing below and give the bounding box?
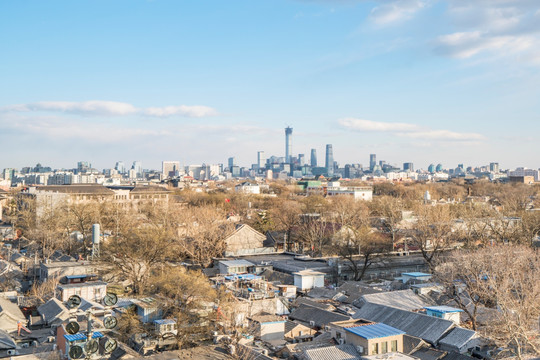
[1,0,540,170]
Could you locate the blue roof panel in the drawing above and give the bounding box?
[66,274,95,279]
[425,306,463,313]
[345,323,405,339]
[402,272,431,277]
[64,332,104,342]
[154,319,176,325]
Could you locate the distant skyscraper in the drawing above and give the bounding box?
[115,161,126,174]
[370,154,376,171]
[428,164,435,173]
[310,149,317,167]
[257,151,266,170]
[436,163,443,172]
[325,144,334,176]
[490,162,499,173]
[285,127,293,163]
[132,161,143,177]
[228,157,236,170]
[77,161,91,173]
[403,162,414,172]
[162,161,180,177]
[298,154,305,166]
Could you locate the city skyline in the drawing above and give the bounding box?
[1,1,539,170]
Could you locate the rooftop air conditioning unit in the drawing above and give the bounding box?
[356,346,364,354]
[309,321,315,327]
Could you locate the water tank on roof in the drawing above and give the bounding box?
[92,224,100,244]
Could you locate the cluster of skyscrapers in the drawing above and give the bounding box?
[2,127,535,186]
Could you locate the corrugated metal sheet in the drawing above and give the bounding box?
[345,323,405,339]
[288,305,350,328]
[438,327,476,349]
[304,344,361,360]
[353,303,454,344]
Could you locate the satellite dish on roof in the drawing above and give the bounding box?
[67,295,82,309]
[65,321,80,335]
[69,345,84,359]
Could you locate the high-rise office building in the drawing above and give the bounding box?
[77,161,91,173]
[369,154,376,171]
[257,151,266,171]
[298,154,305,166]
[403,162,414,172]
[325,144,334,176]
[490,162,499,173]
[162,161,180,177]
[132,161,143,177]
[228,157,236,170]
[310,149,317,167]
[285,127,293,163]
[115,161,126,174]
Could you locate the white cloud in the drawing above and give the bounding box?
[0,100,218,118]
[434,31,534,58]
[433,0,540,63]
[338,117,485,142]
[398,129,485,141]
[338,118,419,132]
[370,0,428,25]
[144,105,217,118]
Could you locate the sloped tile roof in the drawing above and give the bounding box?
[438,327,476,349]
[353,303,454,345]
[356,290,432,311]
[289,305,350,328]
[304,344,361,360]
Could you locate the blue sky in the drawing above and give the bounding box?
[1,0,539,171]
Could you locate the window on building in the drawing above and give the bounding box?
[381,342,388,353]
[372,343,378,354]
[391,340,398,352]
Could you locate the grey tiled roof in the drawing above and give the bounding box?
[411,347,447,360]
[307,287,339,300]
[289,305,350,328]
[37,298,69,325]
[0,330,16,350]
[355,290,432,311]
[441,351,472,360]
[0,297,25,322]
[403,334,426,354]
[353,303,454,344]
[303,344,361,360]
[294,297,336,312]
[438,327,476,349]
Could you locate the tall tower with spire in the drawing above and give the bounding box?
[285,126,293,163]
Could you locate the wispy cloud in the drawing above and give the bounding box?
[338,118,419,132]
[0,100,217,118]
[433,1,540,64]
[338,117,485,142]
[370,0,429,25]
[434,31,535,59]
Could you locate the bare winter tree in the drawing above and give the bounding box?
[434,245,540,359]
[370,196,404,250]
[410,204,456,270]
[175,205,234,267]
